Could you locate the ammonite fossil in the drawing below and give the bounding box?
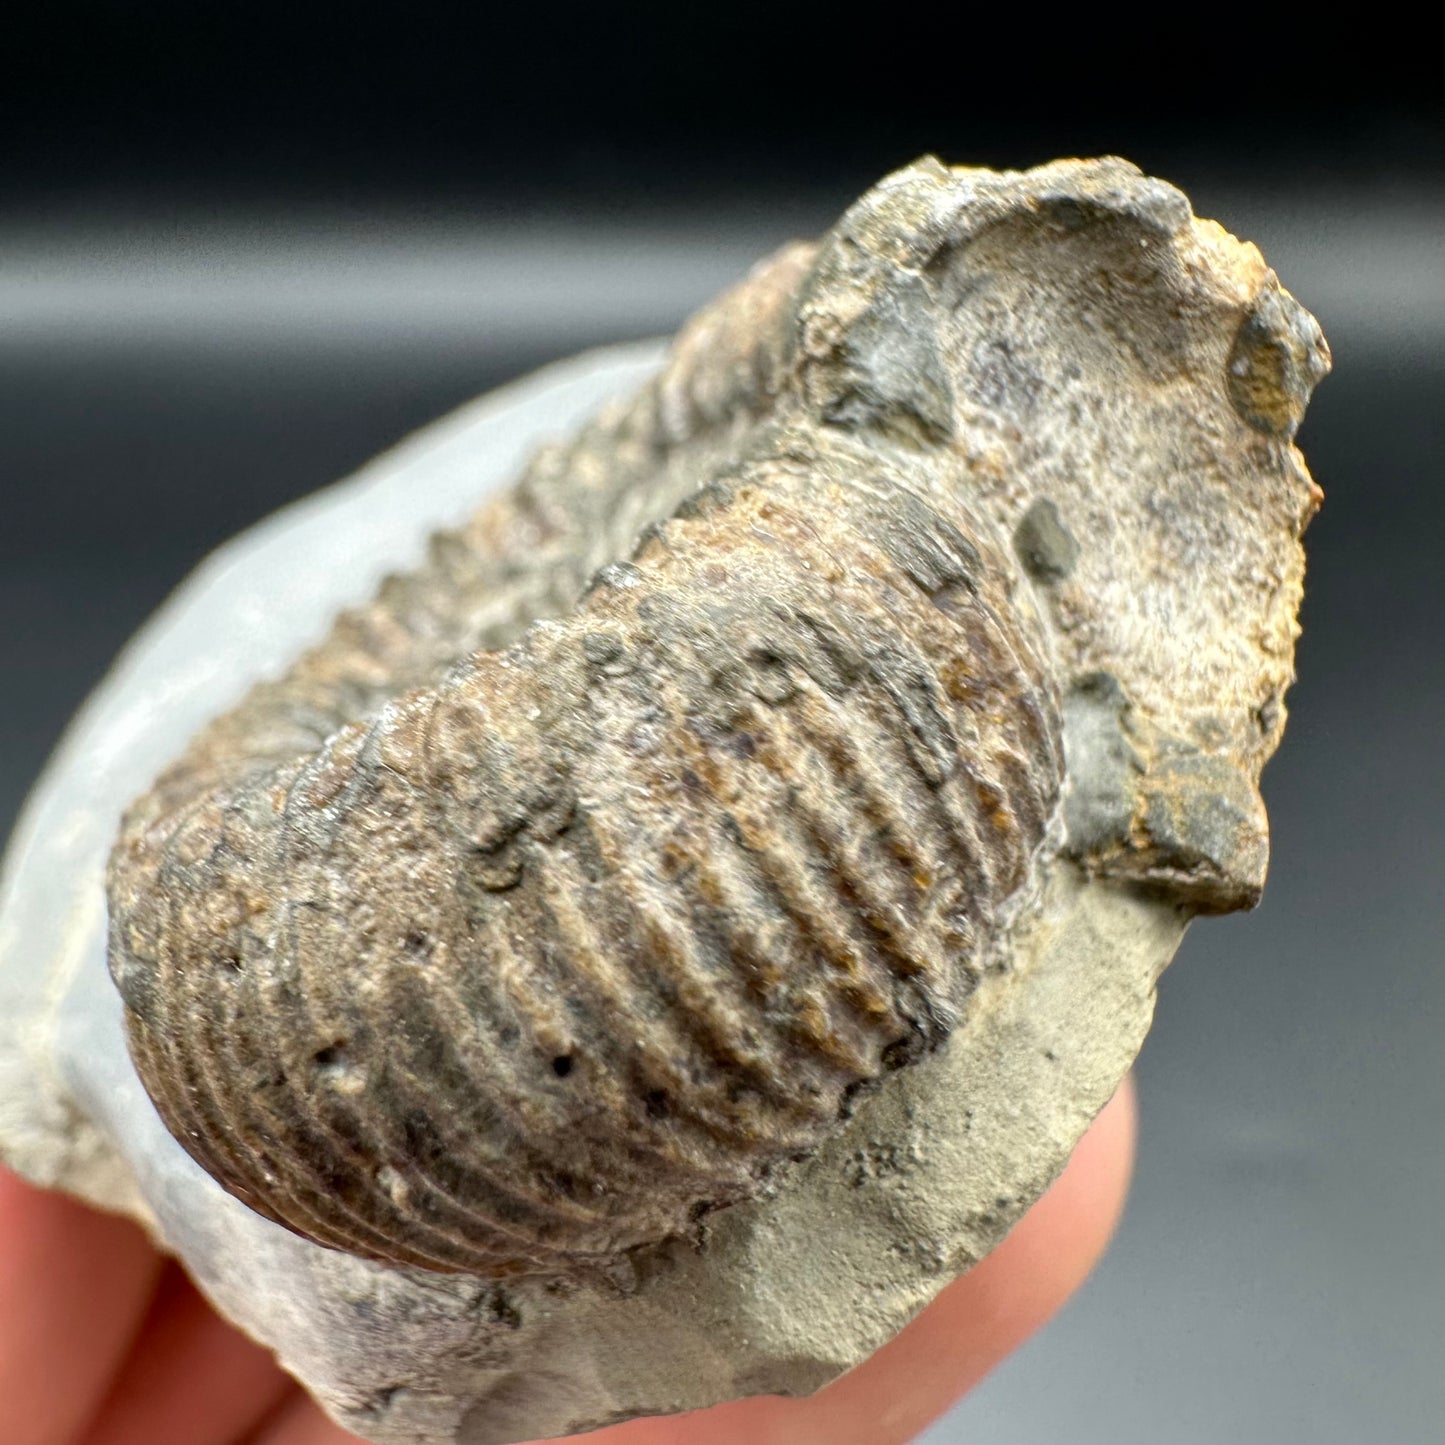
[104,157,1328,1290]
[0,155,1330,1442]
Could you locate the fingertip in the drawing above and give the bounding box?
[83,1265,293,1445]
[0,1167,164,1445]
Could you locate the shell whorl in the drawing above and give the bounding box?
[107,156,1327,1277]
[107,215,1063,1274]
[109,440,1061,1273]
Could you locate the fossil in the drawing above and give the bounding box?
[106,154,1328,1282]
[108,257,1066,1276]
[6,155,1326,1443]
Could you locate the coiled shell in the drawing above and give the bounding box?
[106,156,1328,1278]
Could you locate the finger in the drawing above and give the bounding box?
[0,1167,164,1445]
[81,1264,292,1445]
[570,1075,1138,1445]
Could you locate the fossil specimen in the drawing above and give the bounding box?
[5,156,1326,1443]
[108,261,1063,1276]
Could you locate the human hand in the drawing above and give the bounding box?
[0,1078,1134,1445]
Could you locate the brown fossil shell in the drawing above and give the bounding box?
[106,156,1326,1278]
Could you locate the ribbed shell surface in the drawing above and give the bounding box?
[107,194,1066,1276]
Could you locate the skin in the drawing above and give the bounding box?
[0,1077,1135,1445]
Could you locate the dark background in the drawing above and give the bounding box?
[3,11,1440,1442]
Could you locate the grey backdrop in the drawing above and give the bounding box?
[2,174,1440,1442]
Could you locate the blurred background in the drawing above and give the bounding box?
[2,9,1440,1441]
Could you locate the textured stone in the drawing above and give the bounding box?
[0,157,1325,1444]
